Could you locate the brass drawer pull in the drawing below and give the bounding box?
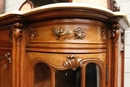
[53,27,85,40]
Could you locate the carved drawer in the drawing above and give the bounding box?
[27,19,106,46]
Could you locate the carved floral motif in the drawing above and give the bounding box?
[53,27,70,40]
[29,27,37,39]
[0,53,11,69]
[9,28,13,43]
[101,27,107,41]
[74,28,86,40]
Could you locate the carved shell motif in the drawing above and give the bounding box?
[63,55,82,70]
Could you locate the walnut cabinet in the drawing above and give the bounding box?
[0,3,128,87]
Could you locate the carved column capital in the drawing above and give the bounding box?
[13,21,24,46]
[110,23,120,42]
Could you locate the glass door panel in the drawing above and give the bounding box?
[55,68,81,87]
[34,62,51,87]
[86,63,100,87]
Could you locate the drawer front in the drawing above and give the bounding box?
[27,19,106,45]
[0,26,12,47]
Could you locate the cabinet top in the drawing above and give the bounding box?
[0,3,129,28]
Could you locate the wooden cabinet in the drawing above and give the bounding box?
[0,3,129,87]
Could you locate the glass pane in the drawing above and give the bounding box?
[34,62,51,87]
[55,68,81,87]
[86,63,100,87]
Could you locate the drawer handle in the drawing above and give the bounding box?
[53,27,85,40]
[53,27,70,40]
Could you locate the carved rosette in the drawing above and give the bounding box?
[29,27,37,39]
[63,55,82,70]
[110,23,120,42]
[14,21,24,46]
[74,27,86,40]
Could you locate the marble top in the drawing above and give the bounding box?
[0,3,129,29]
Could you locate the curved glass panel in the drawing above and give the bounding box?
[86,63,100,87]
[55,68,81,87]
[34,62,51,87]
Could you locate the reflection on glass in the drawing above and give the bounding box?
[30,0,70,7]
[86,63,100,87]
[55,68,81,87]
[34,62,51,87]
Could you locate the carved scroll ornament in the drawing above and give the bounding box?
[63,55,82,70]
[112,0,120,12]
[14,21,24,46]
